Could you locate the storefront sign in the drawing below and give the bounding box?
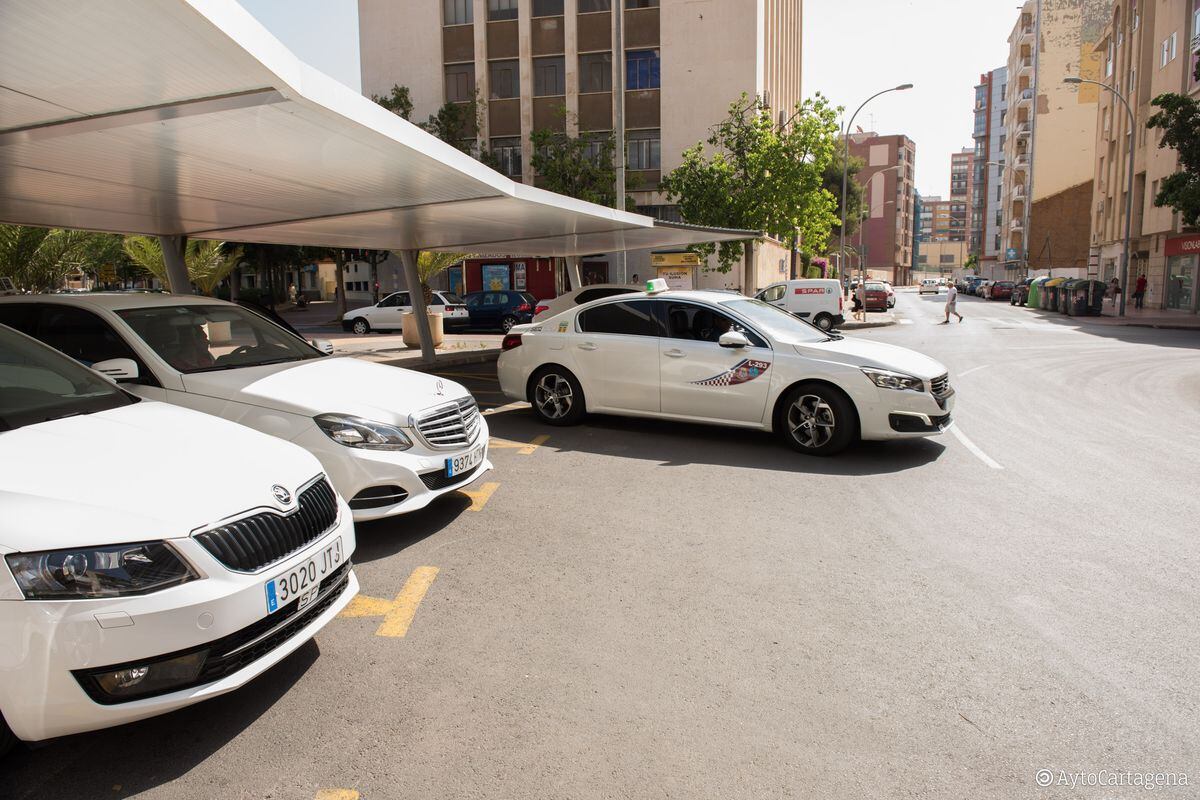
[513,262,527,291]
[1005,247,1020,261]
[651,252,703,268]
[482,263,510,291]
[656,266,694,290]
[1165,234,1200,257]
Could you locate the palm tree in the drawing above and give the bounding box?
[122,236,242,294]
[416,251,471,305]
[0,224,123,293]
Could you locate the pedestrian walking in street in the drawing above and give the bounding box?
[1133,273,1148,309]
[940,282,963,324]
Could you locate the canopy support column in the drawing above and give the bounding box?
[159,235,192,294]
[567,256,583,291]
[399,249,436,364]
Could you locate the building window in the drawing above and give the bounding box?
[940,254,955,264]
[489,60,519,99]
[444,0,473,25]
[533,0,564,15]
[579,0,612,10]
[1161,32,1177,66]
[533,57,565,96]
[626,49,660,90]
[444,63,475,103]
[491,137,522,176]
[579,52,613,92]
[625,0,659,7]
[582,132,611,162]
[627,129,660,170]
[488,0,518,21]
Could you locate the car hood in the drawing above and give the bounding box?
[0,402,323,551]
[796,337,947,380]
[181,357,469,424]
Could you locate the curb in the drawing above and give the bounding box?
[376,347,501,371]
[838,318,897,331]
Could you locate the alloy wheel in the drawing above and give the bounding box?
[352,320,368,335]
[787,394,837,450]
[535,374,573,420]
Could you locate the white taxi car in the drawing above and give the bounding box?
[342,290,469,334]
[0,323,356,754]
[497,284,953,455]
[0,295,491,520]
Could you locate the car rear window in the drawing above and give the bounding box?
[578,300,664,337]
[576,287,637,304]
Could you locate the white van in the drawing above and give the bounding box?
[754,279,845,331]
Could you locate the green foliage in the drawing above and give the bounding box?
[530,129,621,207]
[0,225,125,292]
[1147,60,1200,227]
[123,236,242,294]
[660,93,842,272]
[371,84,414,120]
[417,251,472,304]
[824,152,864,239]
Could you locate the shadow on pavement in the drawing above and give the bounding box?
[484,407,946,476]
[2,640,321,800]
[352,491,473,564]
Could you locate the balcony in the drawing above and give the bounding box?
[1015,87,1034,106]
[1012,184,1026,198]
[1010,217,1024,231]
[1013,152,1030,169]
[1018,23,1034,42]
[1016,121,1032,139]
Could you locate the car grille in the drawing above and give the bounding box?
[420,463,482,491]
[414,396,481,449]
[193,477,339,573]
[930,374,951,397]
[74,562,352,705]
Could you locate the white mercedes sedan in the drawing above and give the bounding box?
[497,286,953,455]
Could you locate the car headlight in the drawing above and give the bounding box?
[5,542,197,600]
[861,368,925,392]
[315,413,412,451]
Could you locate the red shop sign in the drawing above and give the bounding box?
[1165,234,1200,257]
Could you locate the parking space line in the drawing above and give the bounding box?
[948,424,1004,470]
[959,364,990,377]
[340,566,439,637]
[315,790,361,800]
[461,481,499,511]
[488,434,549,454]
[482,402,526,415]
[437,371,499,382]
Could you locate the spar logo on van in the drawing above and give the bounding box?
[795,287,831,295]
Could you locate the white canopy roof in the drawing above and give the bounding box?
[0,0,753,257]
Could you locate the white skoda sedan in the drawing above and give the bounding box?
[0,295,491,520]
[0,324,356,754]
[497,287,953,455]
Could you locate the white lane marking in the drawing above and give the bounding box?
[948,424,1004,470]
[899,319,914,325]
[958,364,989,377]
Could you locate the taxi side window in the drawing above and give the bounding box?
[578,300,663,337]
[35,306,160,385]
[662,302,767,347]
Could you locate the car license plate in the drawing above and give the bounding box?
[264,537,344,614]
[445,445,484,478]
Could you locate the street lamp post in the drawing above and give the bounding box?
[1065,76,1134,316]
[840,84,913,297]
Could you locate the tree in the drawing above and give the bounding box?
[530,129,623,207]
[1147,59,1200,227]
[823,152,865,239]
[371,84,413,120]
[123,236,242,294]
[660,93,842,272]
[963,253,979,274]
[416,251,471,305]
[0,225,124,293]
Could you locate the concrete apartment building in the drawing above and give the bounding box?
[1086,0,1200,313]
[1002,0,1108,277]
[972,66,1008,275]
[845,132,916,285]
[915,240,971,281]
[357,0,803,294]
[949,147,975,245]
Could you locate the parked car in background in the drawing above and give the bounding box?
[463,290,536,332]
[0,294,491,521]
[342,290,468,334]
[754,279,845,331]
[533,284,638,322]
[977,280,995,299]
[0,322,357,757]
[862,282,889,312]
[987,281,1015,301]
[882,281,896,308]
[919,279,940,295]
[1011,278,1034,306]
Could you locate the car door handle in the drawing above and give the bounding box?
[578,342,598,351]
[663,349,686,358]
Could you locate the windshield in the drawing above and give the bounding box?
[0,324,134,432]
[117,304,321,374]
[717,298,829,343]
[441,293,465,305]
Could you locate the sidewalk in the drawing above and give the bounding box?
[1086,307,1200,331]
[350,338,502,370]
[840,310,897,331]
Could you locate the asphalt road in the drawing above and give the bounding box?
[5,290,1199,799]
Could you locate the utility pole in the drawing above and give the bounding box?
[613,5,627,283]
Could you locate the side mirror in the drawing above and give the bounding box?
[92,358,139,382]
[718,330,750,349]
[310,339,335,355]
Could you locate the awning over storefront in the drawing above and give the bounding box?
[0,0,754,256]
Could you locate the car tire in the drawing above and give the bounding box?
[351,318,370,335]
[529,366,586,426]
[779,382,857,456]
[0,713,17,758]
[500,315,519,333]
[812,312,834,332]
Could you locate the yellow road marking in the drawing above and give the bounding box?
[488,434,549,454]
[315,791,361,800]
[437,371,499,382]
[461,481,499,511]
[339,566,439,637]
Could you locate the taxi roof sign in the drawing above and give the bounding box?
[645,278,670,294]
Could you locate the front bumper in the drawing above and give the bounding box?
[859,388,955,441]
[0,510,357,743]
[292,416,493,521]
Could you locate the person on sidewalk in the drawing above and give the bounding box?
[1107,277,1122,312]
[940,283,963,324]
[1133,273,1148,309]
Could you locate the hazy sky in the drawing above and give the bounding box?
[239,0,1018,198]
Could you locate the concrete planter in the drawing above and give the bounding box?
[401,312,444,349]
